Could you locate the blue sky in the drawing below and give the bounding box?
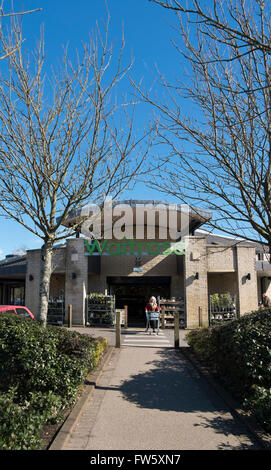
[0,1,265,259]
[0,0,187,258]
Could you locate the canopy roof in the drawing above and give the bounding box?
[60,200,212,237]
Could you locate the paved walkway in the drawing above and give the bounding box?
[122,329,172,348]
[62,330,260,450]
[69,326,186,348]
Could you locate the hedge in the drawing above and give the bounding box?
[0,313,108,449]
[186,309,271,432]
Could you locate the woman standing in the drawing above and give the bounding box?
[145,296,160,334]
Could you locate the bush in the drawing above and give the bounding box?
[0,388,44,450]
[244,386,271,432]
[186,308,271,431]
[186,327,214,363]
[0,314,108,449]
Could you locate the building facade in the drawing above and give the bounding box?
[0,200,269,328]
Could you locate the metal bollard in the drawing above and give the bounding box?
[174,311,180,348]
[124,305,128,329]
[85,297,88,326]
[161,305,165,329]
[115,310,121,348]
[198,306,202,327]
[68,304,72,328]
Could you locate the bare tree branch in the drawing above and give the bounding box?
[141,0,271,251]
[149,0,271,55]
[0,17,154,325]
[0,1,41,61]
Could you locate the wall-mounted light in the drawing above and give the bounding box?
[29,274,34,281]
[72,272,77,280]
[246,273,251,280]
[195,272,199,280]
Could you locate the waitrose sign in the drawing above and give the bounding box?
[84,238,185,256]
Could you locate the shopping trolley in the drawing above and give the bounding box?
[145,310,160,334]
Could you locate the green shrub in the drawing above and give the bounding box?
[29,390,64,424]
[0,388,65,449]
[244,386,271,432]
[0,313,109,449]
[0,388,43,450]
[210,292,234,310]
[186,308,271,431]
[186,327,214,363]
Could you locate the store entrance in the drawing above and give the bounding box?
[107,277,171,326]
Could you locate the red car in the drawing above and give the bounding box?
[0,305,35,319]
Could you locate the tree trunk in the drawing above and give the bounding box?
[39,241,53,327]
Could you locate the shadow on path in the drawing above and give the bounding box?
[119,348,225,413]
[117,348,258,449]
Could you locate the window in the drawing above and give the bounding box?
[12,286,25,305]
[16,307,30,318]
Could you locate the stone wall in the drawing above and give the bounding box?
[51,247,66,273]
[50,274,65,299]
[88,274,107,294]
[235,245,258,315]
[184,237,209,329]
[100,252,178,277]
[171,274,184,298]
[25,235,259,327]
[259,276,271,302]
[208,272,236,297]
[65,239,88,325]
[26,247,66,319]
[25,249,41,318]
[207,245,236,272]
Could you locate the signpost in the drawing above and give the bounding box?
[115,310,121,348]
[115,308,128,327]
[161,305,165,329]
[68,304,72,328]
[199,306,203,327]
[174,311,180,348]
[124,305,128,329]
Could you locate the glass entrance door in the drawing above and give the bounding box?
[8,285,25,305]
[108,277,171,326]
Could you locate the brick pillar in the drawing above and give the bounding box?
[65,239,88,325]
[236,246,258,316]
[184,237,209,329]
[262,277,271,299]
[25,249,42,318]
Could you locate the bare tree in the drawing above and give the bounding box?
[0,19,153,325]
[0,1,41,61]
[150,0,271,56]
[138,0,271,251]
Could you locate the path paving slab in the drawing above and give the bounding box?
[60,345,261,451]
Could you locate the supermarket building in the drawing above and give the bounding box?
[0,200,269,328]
